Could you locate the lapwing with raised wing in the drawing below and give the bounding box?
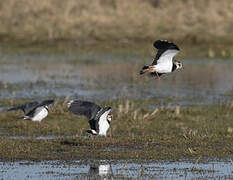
[68,100,112,136]
[140,40,183,80]
[8,99,54,122]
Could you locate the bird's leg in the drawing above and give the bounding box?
[155,71,160,80]
[39,121,48,127]
[105,136,114,141]
[35,122,39,128]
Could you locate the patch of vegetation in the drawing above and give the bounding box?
[1,0,233,58]
[0,99,232,161]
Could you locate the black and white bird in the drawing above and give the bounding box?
[68,100,112,136]
[8,99,54,122]
[140,40,183,80]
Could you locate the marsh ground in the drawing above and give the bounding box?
[1,20,233,178]
[0,49,233,162]
[1,101,233,161]
[0,45,233,178]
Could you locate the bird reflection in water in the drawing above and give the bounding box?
[88,164,113,179]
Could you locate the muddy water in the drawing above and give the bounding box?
[0,52,233,105]
[0,159,232,179]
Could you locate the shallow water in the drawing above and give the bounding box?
[0,52,233,105]
[0,134,82,140]
[0,159,232,179]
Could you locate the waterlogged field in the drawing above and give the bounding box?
[0,50,233,104]
[0,49,233,179]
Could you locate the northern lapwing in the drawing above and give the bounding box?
[67,100,112,136]
[140,40,183,80]
[8,99,54,122]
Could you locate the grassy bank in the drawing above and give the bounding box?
[1,0,233,42]
[1,39,233,59]
[0,99,232,161]
[0,0,233,58]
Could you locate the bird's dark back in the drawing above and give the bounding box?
[68,100,102,120]
[8,101,39,114]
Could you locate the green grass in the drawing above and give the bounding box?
[0,99,232,161]
[1,38,233,59]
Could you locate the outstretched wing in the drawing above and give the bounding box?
[68,100,102,120]
[89,119,98,131]
[8,101,39,115]
[98,108,111,136]
[39,99,54,107]
[25,99,54,116]
[152,40,180,65]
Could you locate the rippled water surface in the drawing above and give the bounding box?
[0,159,232,179]
[0,52,233,105]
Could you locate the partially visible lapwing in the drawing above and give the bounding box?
[67,100,112,136]
[140,40,183,80]
[8,99,54,122]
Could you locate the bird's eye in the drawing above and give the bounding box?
[107,115,112,121]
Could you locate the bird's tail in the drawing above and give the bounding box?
[139,65,154,75]
[7,106,21,111]
[19,116,30,120]
[86,129,98,135]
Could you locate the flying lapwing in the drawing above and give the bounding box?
[140,40,183,80]
[8,99,54,122]
[68,100,112,136]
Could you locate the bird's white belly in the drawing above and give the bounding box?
[99,165,111,176]
[32,108,48,122]
[99,121,110,136]
[98,109,111,136]
[154,63,172,73]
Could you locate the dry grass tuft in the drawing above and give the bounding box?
[0,0,233,43]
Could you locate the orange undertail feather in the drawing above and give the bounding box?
[139,66,155,75]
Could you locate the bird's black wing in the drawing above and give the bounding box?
[7,101,39,115]
[152,40,180,65]
[25,99,54,116]
[150,72,165,77]
[68,100,102,120]
[39,99,54,107]
[88,120,98,131]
